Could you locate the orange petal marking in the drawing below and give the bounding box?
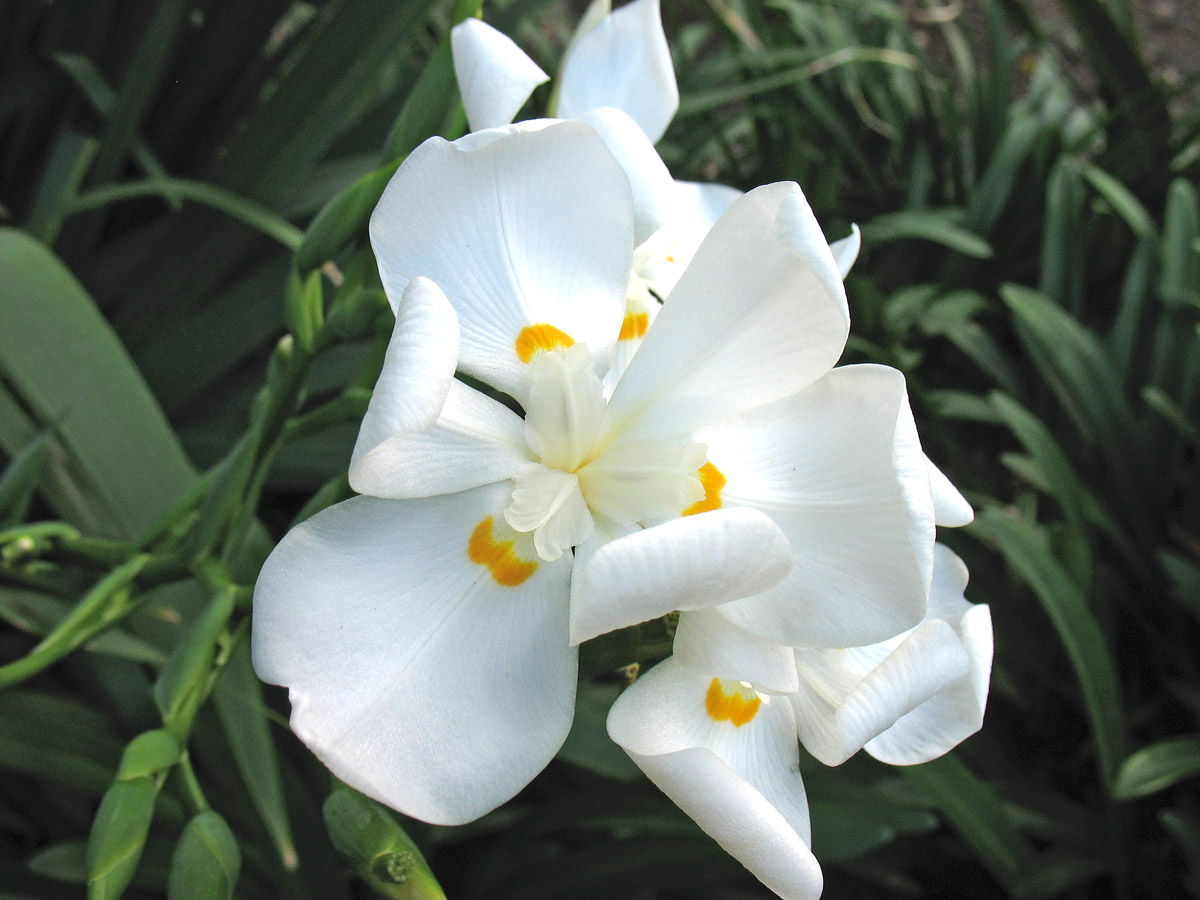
[683,462,725,516]
[705,678,760,727]
[618,310,649,341]
[468,517,537,587]
[515,323,574,363]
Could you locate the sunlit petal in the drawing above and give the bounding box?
[451,18,549,132]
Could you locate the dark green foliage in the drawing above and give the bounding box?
[0,1,1197,898]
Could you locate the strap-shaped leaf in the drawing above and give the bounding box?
[0,229,195,539]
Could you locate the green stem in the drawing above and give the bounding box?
[66,178,303,250]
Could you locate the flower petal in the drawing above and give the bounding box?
[705,365,934,648]
[251,484,575,825]
[866,545,992,764]
[575,107,676,245]
[790,619,970,766]
[829,223,861,278]
[569,507,793,645]
[670,179,744,228]
[451,18,550,132]
[370,120,632,402]
[557,0,678,143]
[928,456,973,526]
[673,608,800,694]
[607,658,821,900]
[349,380,529,499]
[606,182,850,441]
[350,276,459,471]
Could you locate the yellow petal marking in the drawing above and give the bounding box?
[515,323,574,363]
[705,678,760,727]
[468,517,538,586]
[618,310,649,341]
[683,462,725,516]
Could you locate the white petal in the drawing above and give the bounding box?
[630,181,742,301]
[504,464,593,561]
[607,658,821,900]
[349,380,529,499]
[829,223,861,279]
[557,0,679,143]
[523,343,607,472]
[576,438,706,525]
[866,545,992,764]
[370,120,631,402]
[624,751,823,900]
[791,619,970,766]
[251,484,575,825]
[670,179,743,228]
[928,456,974,526]
[606,182,850,440]
[451,19,550,132]
[705,365,934,648]
[892,389,937,602]
[673,608,800,694]
[575,107,676,245]
[569,507,792,645]
[350,277,459,471]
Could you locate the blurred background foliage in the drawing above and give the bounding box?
[1,0,1198,897]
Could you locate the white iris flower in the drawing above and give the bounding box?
[608,545,992,900]
[251,119,938,829]
[449,0,862,377]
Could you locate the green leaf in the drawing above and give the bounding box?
[87,776,157,900]
[294,159,402,274]
[1158,178,1200,309]
[116,730,181,782]
[863,209,994,258]
[167,812,241,900]
[87,0,189,189]
[323,788,446,900]
[0,430,51,527]
[153,588,235,732]
[1039,157,1086,313]
[970,509,1125,788]
[989,393,1091,541]
[1081,164,1155,238]
[211,640,297,870]
[901,753,1032,887]
[1114,736,1200,799]
[999,284,1149,535]
[0,690,121,794]
[0,229,196,539]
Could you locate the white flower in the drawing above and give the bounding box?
[450,0,862,385]
[608,546,990,900]
[252,119,929,827]
[607,655,823,900]
[790,543,993,766]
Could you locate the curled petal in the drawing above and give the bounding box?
[351,276,459,470]
[350,380,529,499]
[569,507,792,645]
[866,545,992,764]
[557,0,678,143]
[451,18,549,132]
[790,619,970,766]
[928,456,974,526]
[828,223,861,279]
[252,485,575,825]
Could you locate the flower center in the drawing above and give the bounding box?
[503,344,707,561]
